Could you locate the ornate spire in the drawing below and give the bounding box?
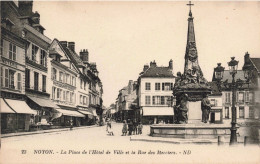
[182,1,208,85]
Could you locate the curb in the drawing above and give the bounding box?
[130,137,215,144]
[1,125,99,138]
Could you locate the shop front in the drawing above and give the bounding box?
[54,107,85,127]
[1,98,37,133]
[77,106,95,126]
[142,107,174,124]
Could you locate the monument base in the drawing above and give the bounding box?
[150,123,238,139]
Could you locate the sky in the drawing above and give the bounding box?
[33,1,260,107]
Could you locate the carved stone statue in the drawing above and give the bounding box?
[173,94,188,124]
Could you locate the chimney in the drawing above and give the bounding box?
[150,60,157,68]
[80,49,89,63]
[32,11,40,24]
[68,42,75,52]
[128,80,134,94]
[18,1,33,16]
[169,59,173,70]
[60,41,68,48]
[143,65,149,72]
[244,51,250,64]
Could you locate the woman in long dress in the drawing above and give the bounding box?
[122,120,127,136]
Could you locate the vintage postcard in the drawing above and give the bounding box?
[0,1,260,164]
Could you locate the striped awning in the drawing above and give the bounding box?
[4,99,37,115]
[0,98,15,113]
[55,108,85,117]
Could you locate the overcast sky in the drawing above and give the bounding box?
[33,1,260,107]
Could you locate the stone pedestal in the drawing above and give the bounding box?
[188,101,202,121]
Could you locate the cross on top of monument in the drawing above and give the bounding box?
[187,1,194,17]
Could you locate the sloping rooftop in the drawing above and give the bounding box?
[250,58,260,72]
[61,44,84,67]
[141,67,174,78]
[222,70,245,83]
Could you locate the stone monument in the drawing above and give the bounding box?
[173,2,211,124]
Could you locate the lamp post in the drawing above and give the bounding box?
[227,57,239,145]
[214,63,225,91]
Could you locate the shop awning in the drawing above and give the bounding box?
[78,110,93,115]
[91,108,98,117]
[27,96,59,108]
[56,108,85,117]
[143,107,173,116]
[0,98,16,113]
[5,99,37,115]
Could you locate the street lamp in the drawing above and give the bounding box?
[227,57,239,145]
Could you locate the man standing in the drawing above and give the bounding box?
[201,95,211,123]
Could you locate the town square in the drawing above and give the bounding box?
[1,1,260,164]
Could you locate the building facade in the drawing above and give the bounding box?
[137,60,175,124]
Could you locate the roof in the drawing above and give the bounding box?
[61,44,84,67]
[140,66,174,78]
[250,58,260,72]
[222,70,245,83]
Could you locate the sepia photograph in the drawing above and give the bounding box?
[0,0,260,164]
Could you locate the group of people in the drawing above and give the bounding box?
[122,120,143,136]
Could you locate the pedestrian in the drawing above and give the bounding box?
[201,95,211,123]
[70,119,73,130]
[132,120,137,135]
[137,122,143,135]
[128,120,133,135]
[107,119,114,136]
[122,120,128,136]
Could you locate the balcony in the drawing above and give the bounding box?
[26,57,47,72]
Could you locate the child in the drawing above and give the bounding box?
[122,120,127,136]
[137,122,143,135]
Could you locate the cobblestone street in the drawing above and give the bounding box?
[1,122,259,164]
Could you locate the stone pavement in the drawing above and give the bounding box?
[1,125,98,138]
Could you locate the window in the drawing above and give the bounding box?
[70,92,73,102]
[238,92,244,103]
[34,72,39,91]
[25,69,30,88]
[239,107,245,118]
[84,82,86,90]
[4,69,10,88]
[42,75,46,92]
[210,99,216,107]
[225,92,231,103]
[59,72,63,82]
[249,92,253,103]
[161,96,165,105]
[225,107,229,118]
[80,95,83,104]
[57,88,60,100]
[66,91,69,102]
[152,96,161,105]
[32,44,38,61]
[17,73,21,90]
[83,96,86,105]
[170,83,173,90]
[9,43,16,61]
[63,90,66,101]
[145,82,150,90]
[245,92,249,102]
[165,96,172,106]
[145,96,150,105]
[249,107,254,118]
[72,76,75,86]
[40,50,46,67]
[52,87,56,99]
[0,67,3,87]
[80,79,83,89]
[1,39,3,55]
[9,70,15,89]
[155,83,160,90]
[71,93,74,103]
[52,68,57,80]
[162,83,171,91]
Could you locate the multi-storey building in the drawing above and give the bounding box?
[212,53,259,123]
[1,1,37,133]
[137,60,175,124]
[48,39,85,127]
